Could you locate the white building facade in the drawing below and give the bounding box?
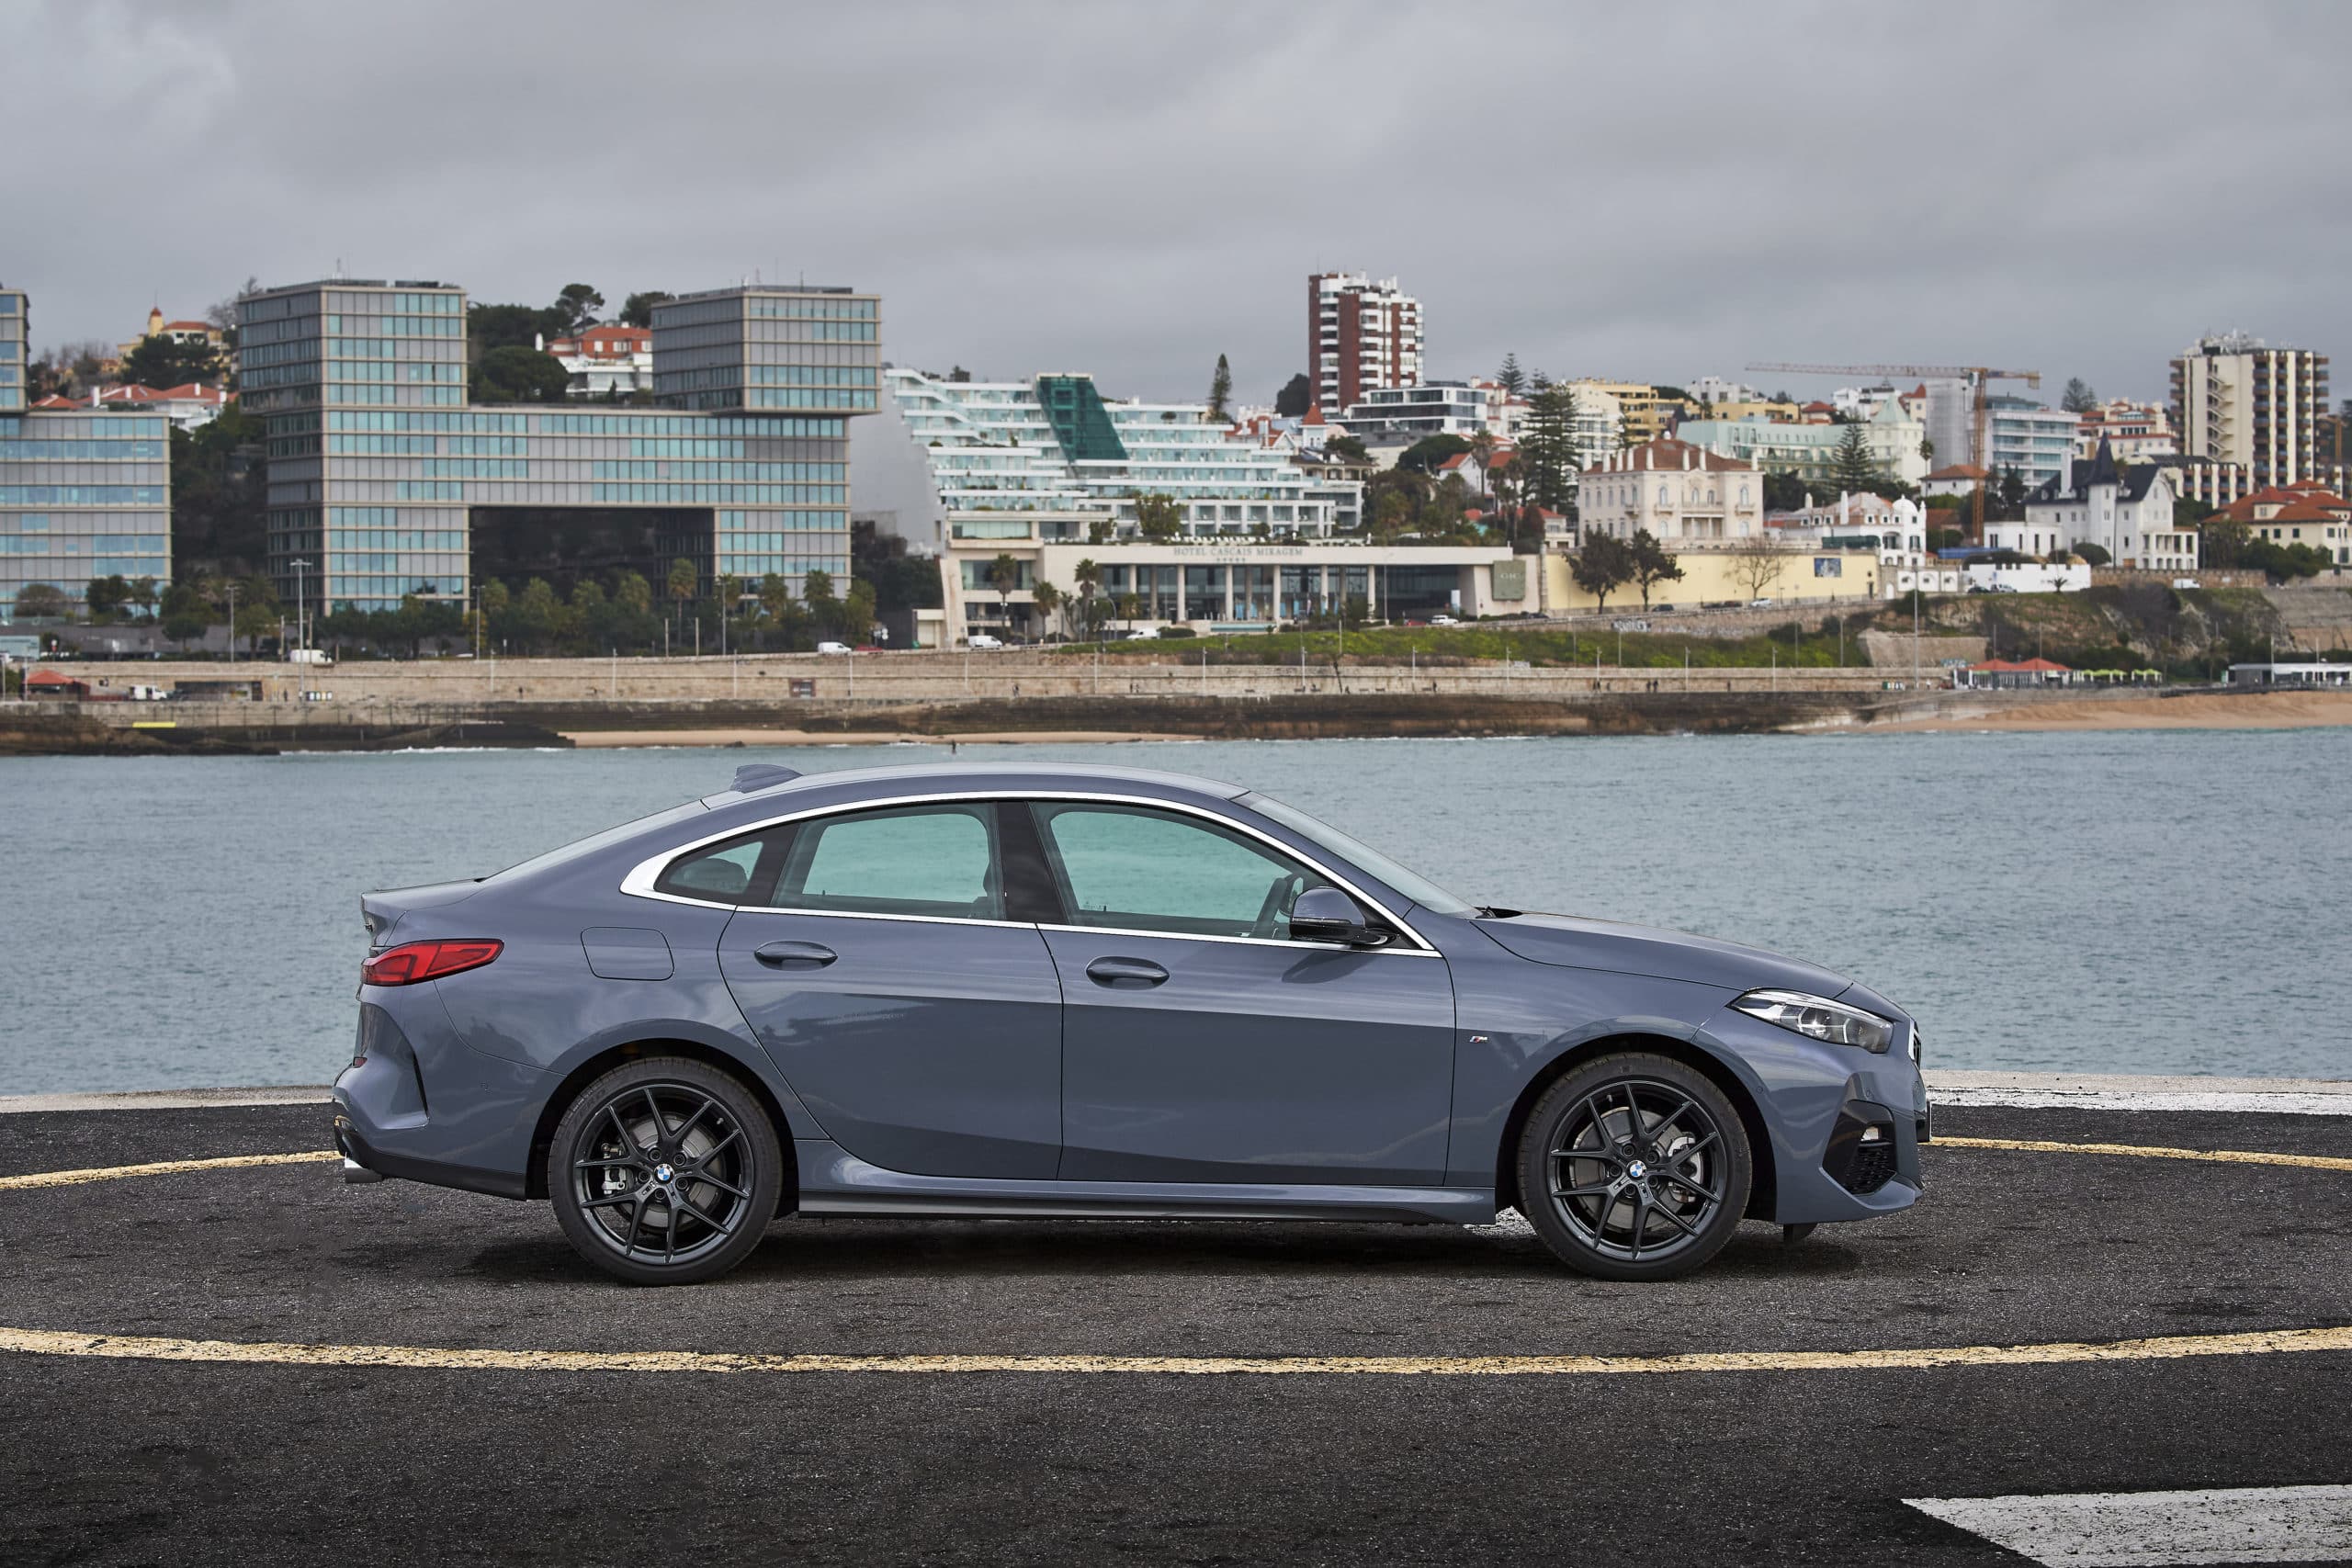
[1578,437,1765,543]
[2007,441,2195,570]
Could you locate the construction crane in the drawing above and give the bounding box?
[1746,362,2041,538]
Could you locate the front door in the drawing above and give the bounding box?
[1022,800,1456,1186]
[715,801,1063,1179]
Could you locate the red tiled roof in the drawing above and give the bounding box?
[1925,464,1987,480]
[2214,484,2348,523]
[159,320,214,334]
[1583,435,1756,475]
[1969,658,2071,673]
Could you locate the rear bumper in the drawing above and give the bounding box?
[333,1107,528,1200]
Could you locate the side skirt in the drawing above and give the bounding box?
[794,1143,1494,1225]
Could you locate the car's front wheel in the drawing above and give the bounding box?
[548,1057,784,1285]
[1515,1052,1752,1281]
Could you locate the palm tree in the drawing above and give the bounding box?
[985,551,1021,640]
[665,556,697,638]
[1032,580,1063,641]
[1073,558,1102,641]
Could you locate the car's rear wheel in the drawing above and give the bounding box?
[1515,1052,1752,1281]
[548,1057,783,1286]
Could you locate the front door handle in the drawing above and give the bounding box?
[1086,956,1168,987]
[754,940,837,969]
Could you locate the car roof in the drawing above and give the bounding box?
[703,760,1249,810]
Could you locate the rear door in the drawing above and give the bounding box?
[711,801,1064,1179]
[1022,799,1456,1187]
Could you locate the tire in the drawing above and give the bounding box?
[548,1056,786,1286]
[1515,1052,1752,1281]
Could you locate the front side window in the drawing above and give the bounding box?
[1029,803,1329,940]
[774,805,1001,919]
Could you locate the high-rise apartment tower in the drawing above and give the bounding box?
[1308,273,1421,417]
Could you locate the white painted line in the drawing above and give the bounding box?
[1927,1072,2352,1096]
[1931,1089,2352,1117]
[1908,1483,2352,1566]
[0,1086,332,1114]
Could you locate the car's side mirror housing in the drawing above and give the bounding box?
[1290,886,1386,947]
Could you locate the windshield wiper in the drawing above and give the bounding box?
[1476,906,1522,919]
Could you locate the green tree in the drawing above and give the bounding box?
[618,290,674,329]
[16,582,69,619]
[611,570,651,615]
[802,569,840,637]
[466,303,548,353]
[1520,382,1582,513]
[1628,531,1685,609]
[549,283,605,335]
[842,580,877,642]
[666,557,699,633]
[2060,378,2098,413]
[1996,465,2028,521]
[2075,542,2112,567]
[1830,422,1878,492]
[515,578,561,650]
[1323,434,1370,462]
[473,344,571,403]
[1274,373,1310,418]
[1208,354,1233,422]
[85,575,132,619]
[1571,533,1635,611]
[985,551,1022,633]
[1496,353,1526,399]
[1398,433,1472,473]
[120,334,226,389]
[1032,579,1064,638]
[1761,469,1810,513]
[1133,492,1185,541]
[1073,558,1102,639]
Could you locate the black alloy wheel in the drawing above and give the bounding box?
[548,1057,784,1285]
[1515,1052,1752,1281]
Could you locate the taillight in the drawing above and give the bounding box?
[362,939,503,987]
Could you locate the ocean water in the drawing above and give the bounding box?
[3,730,2346,1092]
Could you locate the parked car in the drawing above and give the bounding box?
[815,641,853,656]
[1429,614,1460,626]
[1747,599,1774,609]
[338,762,1929,1286]
[966,633,1004,650]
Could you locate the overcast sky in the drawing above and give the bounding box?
[13,1,2350,408]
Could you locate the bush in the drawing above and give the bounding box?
[1155,626,1197,639]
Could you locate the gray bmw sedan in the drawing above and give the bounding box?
[335,761,1928,1285]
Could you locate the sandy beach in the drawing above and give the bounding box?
[1863,689,2352,733]
[561,728,1195,748]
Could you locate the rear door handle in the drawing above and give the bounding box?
[1086,956,1168,987]
[754,940,837,968]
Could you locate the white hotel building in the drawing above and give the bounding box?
[859,367,1518,643]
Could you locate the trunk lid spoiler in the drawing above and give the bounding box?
[361,880,482,944]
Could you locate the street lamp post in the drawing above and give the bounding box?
[289,558,313,655]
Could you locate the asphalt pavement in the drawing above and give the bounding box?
[1,1100,2346,1566]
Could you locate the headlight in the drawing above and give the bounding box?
[1731,989,1894,1054]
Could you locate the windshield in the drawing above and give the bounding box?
[1235,792,1475,916]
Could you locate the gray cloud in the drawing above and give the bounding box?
[12,0,2350,406]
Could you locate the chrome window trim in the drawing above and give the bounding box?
[619,788,1439,954]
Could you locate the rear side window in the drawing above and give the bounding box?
[655,828,793,904]
[772,805,1001,920]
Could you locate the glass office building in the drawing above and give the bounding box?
[241,279,878,614]
[0,288,174,615]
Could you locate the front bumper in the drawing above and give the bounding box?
[1702,1010,1930,1226]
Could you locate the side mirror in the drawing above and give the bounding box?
[1290,886,1386,948]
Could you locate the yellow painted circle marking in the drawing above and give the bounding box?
[1,1134,2342,1378]
[1934,1135,2352,1173]
[0,1150,339,1192]
[1,1324,2347,1378]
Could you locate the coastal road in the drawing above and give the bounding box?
[1,1100,2346,1565]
